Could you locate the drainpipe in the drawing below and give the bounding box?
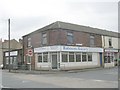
[103,36,105,68]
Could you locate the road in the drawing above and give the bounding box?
[0,67,118,88]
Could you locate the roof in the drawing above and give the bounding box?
[23,21,119,38]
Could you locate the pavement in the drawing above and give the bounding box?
[7,67,106,74]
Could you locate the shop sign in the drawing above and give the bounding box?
[34,45,103,53]
[27,49,33,56]
[5,51,18,56]
[62,46,103,52]
[105,49,118,52]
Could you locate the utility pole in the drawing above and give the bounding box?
[8,19,11,72]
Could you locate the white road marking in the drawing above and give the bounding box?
[105,72,118,75]
[92,79,117,83]
[93,80,103,82]
[0,84,10,88]
[22,80,29,83]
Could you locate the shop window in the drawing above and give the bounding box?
[62,53,68,62]
[104,56,108,63]
[107,56,111,63]
[69,52,74,62]
[88,53,92,61]
[90,35,95,47]
[6,57,9,64]
[67,32,73,44]
[43,52,48,62]
[82,53,87,62]
[13,57,17,66]
[27,56,31,63]
[42,33,47,45]
[38,53,42,62]
[104,52,113,63]
[110,56,113,62]
[10,57,13,64]
[13,57,17,63]
[76,53,81,62]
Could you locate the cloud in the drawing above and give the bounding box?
[9,16,53,39]
[0,0,118,40]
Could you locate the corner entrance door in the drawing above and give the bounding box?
[100,53,102,67]
[51,54,57,69]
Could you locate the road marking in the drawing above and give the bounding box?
[93,80,103,82]
[105,72,118,75]
[22,80,29,83]
[0,85,10,88]
[92,79,117,83]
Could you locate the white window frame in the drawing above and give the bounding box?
[76,53,82,62]
[38,53,42,63]
[87,53,92,62]
[43,52,48,63]
[90,35,95,47]
[67,32,73,44]
[69,52,74,62]
[62,52,68,62]
[28,37,31,47]
[42,33,47,45]
[82,52,87,62]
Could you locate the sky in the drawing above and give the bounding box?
[0,0,119,41]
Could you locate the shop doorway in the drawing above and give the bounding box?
[100,53,102,66]
[51,53,57,69]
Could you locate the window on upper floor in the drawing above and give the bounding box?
[109,38,112,47]
[67,32,73,44]
[90,35,95,47]
[28,37,31,47]
[42,33,47,45]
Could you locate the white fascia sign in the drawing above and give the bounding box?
[5,51,18,56]
[62,46,89,52]
[62,46,103,52]
[34,46,61,53]
[34,45,103,53]
[105,49,118,52]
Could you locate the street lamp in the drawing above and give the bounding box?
[8,19,11,72]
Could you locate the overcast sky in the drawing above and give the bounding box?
[0,0,119,41]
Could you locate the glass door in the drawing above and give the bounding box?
[51,53,57,69]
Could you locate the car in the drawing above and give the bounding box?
[0,64,3,69]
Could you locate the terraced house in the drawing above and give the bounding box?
[22,21,119,70]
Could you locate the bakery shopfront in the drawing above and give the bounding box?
[34,45,103,70]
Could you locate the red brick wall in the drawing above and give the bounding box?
[94,34,102,47]
[74,31,89,47]
[49,30,59,45]
[31,33,41,48]
[23,29,102,69]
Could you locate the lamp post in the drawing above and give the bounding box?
[8,19,11,72]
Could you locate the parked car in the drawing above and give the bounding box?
[0,64,3,69]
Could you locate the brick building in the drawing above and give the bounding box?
[3,39,23,69]
[23,21,119,70]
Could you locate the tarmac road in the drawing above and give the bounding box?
[1,67,118,88]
